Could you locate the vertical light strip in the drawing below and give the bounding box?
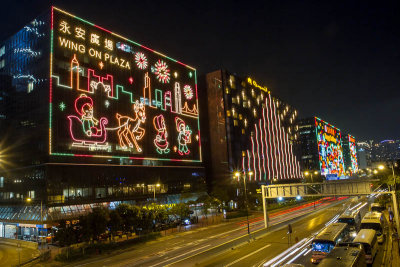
[276,106,287,179]
[259,120,266,180]
[194,70,202,162]
[255,124,261,181]
[251,136,257,181]
[272,99,282,179]
[247,150,251,173]
[267,97,276,179]
[242,154,245,173]
[49,6,54,155]
[262,108,271,180]
[282,129,292,178]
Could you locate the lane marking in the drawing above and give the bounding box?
[225,244,271,267]
[167,200,345,266]
[149,244,210,267]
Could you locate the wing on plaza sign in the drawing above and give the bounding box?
[315,117,345,177]
[50,7,201,162]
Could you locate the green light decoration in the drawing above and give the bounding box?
[189,71,193,78]
[59,102,66,111]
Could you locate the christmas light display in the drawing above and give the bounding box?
[315,118,345,177]
[242,94,302,180]
[152,59,171,84]
[49,7,201,162]
[183,85,193,99]
[348,135,358,173]
[135,52,148,70]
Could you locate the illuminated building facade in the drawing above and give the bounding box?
[297,117,346,177]
[204,70,302,185]
[0,7,204,239]
[342,134,359,174]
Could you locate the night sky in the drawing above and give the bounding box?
[1,1,399,141]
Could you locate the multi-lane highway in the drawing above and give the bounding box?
[64,197,347,267]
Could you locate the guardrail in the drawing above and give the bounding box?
[0,237,38,250]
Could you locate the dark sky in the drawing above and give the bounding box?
[2,0,399,141]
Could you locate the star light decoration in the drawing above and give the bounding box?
[183,85,194,99]
[152,59,170,83]
[135,52,148,70]
[59,102,66,111]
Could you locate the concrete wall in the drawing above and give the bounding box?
[0,237,38,250]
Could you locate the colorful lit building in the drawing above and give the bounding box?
[204,70,302,186]
[342,134,359,174]
[297,117,346,178]
[0,7,204,239]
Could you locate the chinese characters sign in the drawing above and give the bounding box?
[50,7,201,162]
[315,118,345,176]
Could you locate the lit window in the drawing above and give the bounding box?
[234,120,238,126]
[226,87,230,94]
[0,59,4,69]
[0,46,5,57]
[239,114,243,120]
[27,82,34,93]
[226,110,231,117]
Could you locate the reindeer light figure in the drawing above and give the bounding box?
[116,100,146,152]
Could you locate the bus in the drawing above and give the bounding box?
[353,229,378,264]
[371,203,385,213]
[360,212,385,244]
[338,210,361,238]
[311,222,349,264]
[318,245,366,267]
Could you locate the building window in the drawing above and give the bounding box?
[0,46,4,57]
[0,59,4,69]
[234,119,238,126]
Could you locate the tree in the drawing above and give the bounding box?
[81,207,109,242]
[116,204,140,233]
[54,220,78,246]
[108,209,123,238]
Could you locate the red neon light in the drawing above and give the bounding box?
[94,24,112,34]
[262,108,271,180]
[266,98,274,180]
[255,124,261,181]
[272,100,283,179]
[259,120,266,180]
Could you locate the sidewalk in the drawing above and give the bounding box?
[383,211,400,266]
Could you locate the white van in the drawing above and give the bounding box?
[353,229,378,264]
[360,212,385,244]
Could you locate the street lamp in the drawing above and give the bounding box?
[26,197,43,246]
[153,183,161,201]
[378,165,385,170]
[234,171,251,237]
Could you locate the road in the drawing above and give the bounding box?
[170,199,352,267]
[62,197,347,267]
[0,243,39,267]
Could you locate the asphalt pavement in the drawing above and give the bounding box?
[56,197,348,267]
[0,243,39,267]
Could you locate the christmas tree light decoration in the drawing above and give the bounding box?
[152,59,170,83]
[135,52,148,70]
[183,85,193,100]
[242,95,302,181]
[59,102,66,111]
